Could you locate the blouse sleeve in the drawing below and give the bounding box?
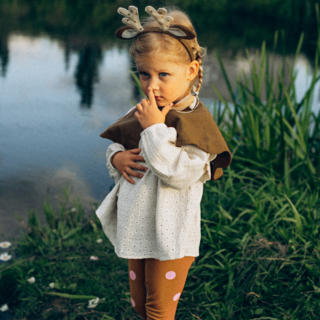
[139,123,217,190]
[106,143,125,184]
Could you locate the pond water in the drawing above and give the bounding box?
[0,33,320,243]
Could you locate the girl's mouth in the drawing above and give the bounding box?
[155,96,162,100]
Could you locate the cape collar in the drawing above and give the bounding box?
[100,100,232,180]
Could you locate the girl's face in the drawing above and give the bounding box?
[136,55,199,107]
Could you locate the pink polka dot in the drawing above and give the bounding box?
[173,293,180,301]
[166,271,176,280]
[130,270,136,280]
[131,297,136,307]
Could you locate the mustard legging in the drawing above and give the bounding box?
[128,256,195,319]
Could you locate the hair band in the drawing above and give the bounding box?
[115,6,197,61]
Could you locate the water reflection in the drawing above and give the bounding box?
[58,40,104,108]
[0,33,319,244]
[0,34,134,242]
[74,45,103,108]
[0,34,9,77]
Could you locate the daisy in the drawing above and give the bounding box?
[0,304,9,312]
[87,297,104,308]
[88,297,99,308]
[27,277,36,284]
[90,256,99,261]
[0,242,11,249]
[0,253,12,261]
[96,239,103,243]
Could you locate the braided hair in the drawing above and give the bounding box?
[194,50,204,94]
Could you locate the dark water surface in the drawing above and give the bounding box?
[0,35,320,243]
[0,36,135,242]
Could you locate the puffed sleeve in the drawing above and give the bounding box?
[139,123,216,190]
[106,143,125,184]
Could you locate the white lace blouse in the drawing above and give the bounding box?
[96,122,217,261]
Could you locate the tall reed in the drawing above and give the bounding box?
[211,30,320,193]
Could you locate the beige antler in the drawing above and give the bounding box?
[145,6,173,31]
[118,6,143,32]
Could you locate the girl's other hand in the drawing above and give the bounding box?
[135,87,173,130]
[112,148,148,184]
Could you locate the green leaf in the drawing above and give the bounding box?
[255,308,264,315]
[130,70,144,97]
[43,292,98,299]
[284,194,303,233]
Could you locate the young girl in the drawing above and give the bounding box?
[96,5,231,319]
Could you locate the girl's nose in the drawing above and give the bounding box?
[148,77,159,90]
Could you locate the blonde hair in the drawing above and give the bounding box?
[129,7,206,94]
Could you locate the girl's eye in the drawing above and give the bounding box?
[139,72,149,77]
[159,72,168,77]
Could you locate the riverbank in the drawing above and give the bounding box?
[0,167,319,319]
[1,32,320,320]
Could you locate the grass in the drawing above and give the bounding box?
[0,189,136,320]
[1,170,319,319]
[198,169,320,319]
[1,14,320,320]
[211,30,320,191]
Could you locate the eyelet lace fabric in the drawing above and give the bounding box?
[96,122,216,261]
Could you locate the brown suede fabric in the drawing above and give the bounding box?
[100,101,231,180]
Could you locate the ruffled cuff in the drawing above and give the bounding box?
[106,143,125,183]
[199,153,217,183]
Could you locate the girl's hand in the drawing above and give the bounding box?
[112,148,148,184]
[135,87,173,130]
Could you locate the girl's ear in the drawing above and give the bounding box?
[187,60,199,81]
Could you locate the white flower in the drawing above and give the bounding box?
[0,304,9,312]
[88,297,99,308]
[49,282,55,288]
[0,253,12,261]
[27,277,36,284]
[90,256,99,261]
[0,242,11,249]
[96,239,103,243]
[71,207,77,212]
[87,297,104,308]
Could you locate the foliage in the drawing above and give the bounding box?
[0,190,132,319]
[1,170,319,319]
[1,4,320,319]
[0,0,320,56]
[211,32,320,191]
[196,169,320,319]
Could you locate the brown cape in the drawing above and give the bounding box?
[100,100,231,180]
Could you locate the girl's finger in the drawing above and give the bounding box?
[133,155,145,162]
[147,87,156,105]
[136,164,148,172]
[129,148,142,154]
[126,168,144,178]
[134,111,140,119]
[122,171,135,184]
[130,161,147,171]
[141,98,149,107]
[161,103,173,116]
[136,103,143,111]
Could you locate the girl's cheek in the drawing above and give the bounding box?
[141,83,148,93]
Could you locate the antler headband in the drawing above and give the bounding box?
[115,6,197,61]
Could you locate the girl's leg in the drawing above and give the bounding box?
[144,256,195,320]
[128,259,147,320]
